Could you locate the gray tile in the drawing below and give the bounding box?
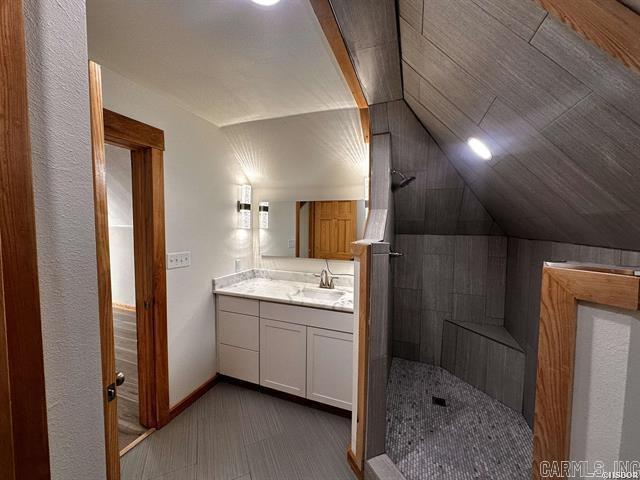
[121,437,150,480]
[531,15,640,125]
[485,342,525,411]
[468,0,547,40]
[421,0,590,129]
[370,134,391,211]
[370,253,390,360]
[365,454,405,480]
[422,254,454,313]
[386,358,532,480]
[196,411,249,480]
[366,356,389,459]
[420,310,447,366]
[457,187,495,233]
[486,255,506,320]
[392,237,424,288]
[423,235,455,255]
[353,43,404,104]
[387,100,431,172]
[621,250,640,267]
[400,19,496,123]
[237,388,283,446]
[142,405,198,479]
[504,238,531,348]
[392,287,422,343]
[454,236,488,295]
[370,102,389,135]
[392,341,420,361]
[394,170,427,234]
[440,321,458,372]
[454,328,488,391]
[453,294,486,324]
[156,465,197,480]
[488,236,507,258]
[424,188,464,234]
[426,134,465,190]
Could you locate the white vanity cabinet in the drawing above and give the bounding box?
[217,297,259,383]
[215,294,353,410]
[260,318,307,397]
[306,327,353,409]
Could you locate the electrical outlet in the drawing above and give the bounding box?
[235,259,241,272]
[167,251,191,269]
[288,239,295,249]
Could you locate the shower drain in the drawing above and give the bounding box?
[431,396,447,407]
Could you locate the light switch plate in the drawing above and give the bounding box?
[167,251,191,269]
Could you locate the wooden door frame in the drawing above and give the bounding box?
[0,2,51,479]
[103,108,170,430]
[533,262,640,480]
[90,62,170,479]
[349,242,371,479]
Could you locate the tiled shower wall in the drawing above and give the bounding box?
[392,234,507,364]
[505,238,640,425]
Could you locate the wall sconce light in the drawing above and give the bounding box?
[259,201,269,229]
[237,184,252,229]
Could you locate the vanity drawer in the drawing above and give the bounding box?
[219,344,259,384]
[218,311,259,351]
[259,301,353,333]
[218,295,259,316]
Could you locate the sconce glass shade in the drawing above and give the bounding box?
[259,201,269,229]
[238,184,252,229]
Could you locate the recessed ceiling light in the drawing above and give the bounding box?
[251,0,280,5]
[467,137,492,161]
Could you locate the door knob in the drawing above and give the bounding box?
[116,371,125,386]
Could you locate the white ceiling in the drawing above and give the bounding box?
[222,108,368,197]
[86,0,356,126]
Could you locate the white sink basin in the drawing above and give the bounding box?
[299,287,345,302]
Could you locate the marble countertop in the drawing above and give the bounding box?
[213,271,354,313]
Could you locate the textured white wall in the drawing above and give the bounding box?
[100,67,253,405]
[23,0,107,478]
[571,303,640,469]
[106,144,136,306]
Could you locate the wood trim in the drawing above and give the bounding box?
[533,264,640,480]
[103,109,165,151]
[119,428,155,457]
[534,0,640,74]
[309,0,370,143]
[130,146,170,428]
[351,242,370,472]
[347,448,364,480]
[0,2,50,478]
[89,61,121,480]
[168,374,220,421]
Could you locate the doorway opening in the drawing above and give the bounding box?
[89,61,170,480]
[105,144,153,453]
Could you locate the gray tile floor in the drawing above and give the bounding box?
[386,358,533,480]
[121,381,356,480]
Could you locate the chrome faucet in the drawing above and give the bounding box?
[319,268,335,289]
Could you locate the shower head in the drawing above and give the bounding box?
[391,169,417,191]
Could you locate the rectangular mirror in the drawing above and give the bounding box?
[259,199,366,260]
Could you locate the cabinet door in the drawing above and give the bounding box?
[260,318,306,397]
[306,327,353,410]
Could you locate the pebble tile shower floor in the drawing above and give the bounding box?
[386,358,533,480]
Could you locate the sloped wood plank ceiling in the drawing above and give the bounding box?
[398,0,640,250]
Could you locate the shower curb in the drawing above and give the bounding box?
[365,454,407,480]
